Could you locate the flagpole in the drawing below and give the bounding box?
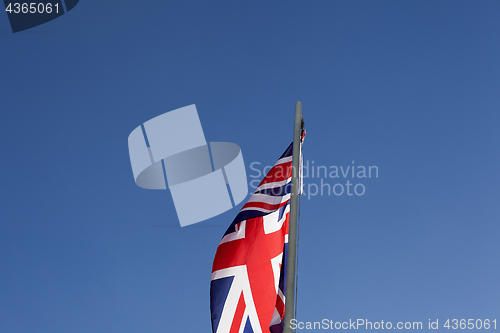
[283,101,302,333]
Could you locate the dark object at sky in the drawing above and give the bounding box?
[3,0,79,33]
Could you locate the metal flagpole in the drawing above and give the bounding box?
[283,101,303,333]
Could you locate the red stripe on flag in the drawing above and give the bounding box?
[242,200,289,212]
[275,293,285,318]
[256,163,292,187]
[229,292,246,333]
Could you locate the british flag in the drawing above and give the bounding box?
[210,137,303,333]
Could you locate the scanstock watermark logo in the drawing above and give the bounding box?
[128,105,248,227]
[3,0,79,33]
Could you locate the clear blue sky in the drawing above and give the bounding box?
[1,1,499,332]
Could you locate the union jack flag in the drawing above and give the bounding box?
[210,135,304,333]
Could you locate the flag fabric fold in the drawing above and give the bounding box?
[210,136,303,333]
